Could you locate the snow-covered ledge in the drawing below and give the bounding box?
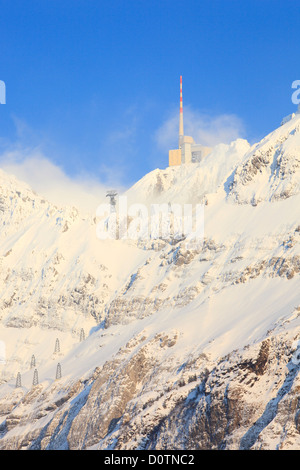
[281,105,300,125]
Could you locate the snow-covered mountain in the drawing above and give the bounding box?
[1,112,300,450]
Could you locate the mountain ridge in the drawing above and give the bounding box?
[1,113,300,449]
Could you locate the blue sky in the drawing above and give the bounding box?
[0,0,300,206]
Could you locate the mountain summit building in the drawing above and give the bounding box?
[169,76,211,166]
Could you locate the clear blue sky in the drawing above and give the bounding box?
[0,0,299,188]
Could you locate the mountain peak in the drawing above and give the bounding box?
[228,113,300,205]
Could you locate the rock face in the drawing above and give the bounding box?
[1,330,300,450]
[1,114,300,450]
[228,117,300,204]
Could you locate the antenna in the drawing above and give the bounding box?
[179,75,184,148]
[106,190,118,212]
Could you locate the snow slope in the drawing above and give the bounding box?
[229,113,300,205]
[1,113,300,450]
[125,138,250,206]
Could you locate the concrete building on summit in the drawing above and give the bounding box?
[169,76,212,166]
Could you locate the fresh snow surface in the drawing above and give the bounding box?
[1,113,300,447]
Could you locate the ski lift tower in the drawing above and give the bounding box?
[106,190,118,213]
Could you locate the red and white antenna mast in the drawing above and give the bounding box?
[179,75,184,148]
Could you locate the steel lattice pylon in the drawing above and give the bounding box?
[106,190,118,212]
[16,372,21,388]
[56,363,62,380]
[54,338,60,354]
[32,369,39,386]
[30,354,36,369]
[80,328,85,342]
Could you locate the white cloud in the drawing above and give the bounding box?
[0,147,126,214]
[155,106,246,152]
[0,108,246,214]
